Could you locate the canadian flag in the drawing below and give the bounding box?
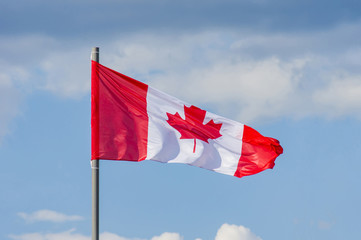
[91,61,283,178]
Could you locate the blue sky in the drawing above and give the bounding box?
[1,0,361,239]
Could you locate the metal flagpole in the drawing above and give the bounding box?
[91,47,99,240]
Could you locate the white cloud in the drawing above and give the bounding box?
[1,20,361,142]
[150,232,183,240]
[214,223,262,240]
[100,22,361,122]
[9,230,145,240]
[17,210,84,223]
[0,73,22,141]
[9,229,89,240]
[100,232,145,240]
[313,75,361,118]
[0,35,90,143]
[9,224,261,240]
[151,56,306,122]
[8,229,168,240]
[38,48,91,97]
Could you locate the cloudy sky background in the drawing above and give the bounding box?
[1,0,361,239]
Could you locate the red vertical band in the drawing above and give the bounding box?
[92,61,149,161]
[91,60,100,160]
[234,125,283,178]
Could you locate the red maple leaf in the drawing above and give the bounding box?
[166,105,222,153]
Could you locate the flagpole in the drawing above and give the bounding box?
[91,47,99,240]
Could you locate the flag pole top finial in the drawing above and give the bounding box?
[91,47,99,62]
